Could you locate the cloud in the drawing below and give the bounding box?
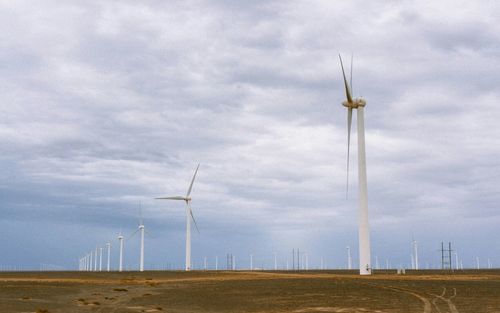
[0,0,499,270]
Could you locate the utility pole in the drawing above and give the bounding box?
[440,242,453,270]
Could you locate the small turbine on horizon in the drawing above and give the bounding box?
[412,235,419,270]
[106,242,111,272]
[156,164,200,271]
[130,206,147,272]
[117,231,124,272]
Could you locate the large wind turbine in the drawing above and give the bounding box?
[340,54,372,275]
[156,164,200,271]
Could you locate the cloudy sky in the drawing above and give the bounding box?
[1,0,499,270]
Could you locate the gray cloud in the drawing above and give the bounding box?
[1,0,499,270]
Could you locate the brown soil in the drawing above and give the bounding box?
[0,270,499,312]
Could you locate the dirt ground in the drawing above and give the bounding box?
[0,270,499,313]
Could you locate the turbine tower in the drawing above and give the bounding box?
[99,247,103,271]
[412,237,419,270]
[130,204,146,272]
[156,164,200,271]
[94,247,98,271]
[118,232,124,272]
[106,242,111,271]
[340,54,371,275]
[138,223,145,272]
[347,246,352,270]
[89,252,92,271]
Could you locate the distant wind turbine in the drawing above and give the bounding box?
[99,247,103,271]
[94,247,98,271]
[131,212,146,272]
[117,231,124,272]
[156,164,200,271]
[106,242,111,271]
[340,54,372,275]
[412,235,419,270]
[346,246,352,270]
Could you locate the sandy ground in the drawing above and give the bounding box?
[0,270,499,313]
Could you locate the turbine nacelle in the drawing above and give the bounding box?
[342,98,366,109]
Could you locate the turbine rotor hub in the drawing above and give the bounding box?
[342,98,366,108]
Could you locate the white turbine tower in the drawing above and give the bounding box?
[118,232,124,272]
[94,247,98,271]
[340,54,372,275]
[156,164,200,271]
[99,247,103,271]
[106,242,111,271]
[131,213,146,272]
[346,246,352,270]
[411,234,419,270]
[139,223,145,272]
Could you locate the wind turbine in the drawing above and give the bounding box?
[106,242,111,271]
[94,247,98,271]
[346,246,352,270]
[156,164,200,271]
[131,211,146,272]
[340,54,372,275]
[117,231,124,272]
[412,237,419,270]
[99,246,103,271]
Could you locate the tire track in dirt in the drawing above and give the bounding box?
[365,283,432,313]
[428,287,459,313]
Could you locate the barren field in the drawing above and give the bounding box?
[1,270,499,313]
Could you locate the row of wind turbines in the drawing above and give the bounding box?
[79,165,200,272]
[77,55,380,275]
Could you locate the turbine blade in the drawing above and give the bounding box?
[155,196,186,200]
[188,203,200,234]
[144,229,155,238]
[186,163,200,198]
[346,107,353,199]
[139,201,143,225]
[350,53,353,97]
[128,228,139,239]
[339,54,353,103]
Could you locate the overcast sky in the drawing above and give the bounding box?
[1,0,500,270]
